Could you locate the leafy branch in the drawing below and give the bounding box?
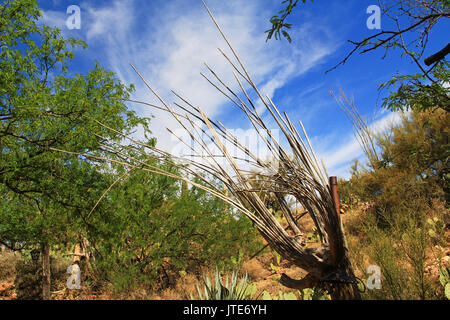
[265,0,313,43]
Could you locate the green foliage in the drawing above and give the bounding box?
[270,251,282,272]
[230,249,245,268]
[0,0,148,252]
[353,1,450,113]
[446,283,450,300]
[439,267,449,287]
[439,268,450,299]
[260,288,328,300]
[91,162,262,290]
[338,177,360,209]
[379,61,449,113]
[343,108,448,300]
[298,287,329,300]
[351,212,436,300]
[344,110,448,226]
[265,0,312,43]
[261,290,297,300]
[0,0,264,289]
[306,227,320,243]
[426,217,446,246]
[191,268,257,300]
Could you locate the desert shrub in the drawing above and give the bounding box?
[0,251,22,281]
[343,109,448,299]
[12,251,74,299]
[90,167,262,292]
[343,110,448,224]
[49,255,72,291]
[14,259,42,300]
[355,211,437,300]
[338,177,360,211]
[439,268,450,300]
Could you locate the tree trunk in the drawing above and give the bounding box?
[73,243,82,264]
[326,259,361,300]
[280,177,362,300]
[328,283,361,300]
[41,243,51,300]
[280,255,361,300]
[327,178,361,300]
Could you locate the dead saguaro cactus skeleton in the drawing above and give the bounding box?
[76,1,361,299]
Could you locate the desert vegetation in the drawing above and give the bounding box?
[0,0,448,301]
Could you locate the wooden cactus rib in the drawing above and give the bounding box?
[81,0,361,299]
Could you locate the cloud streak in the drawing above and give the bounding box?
[41,0,378,179]
[318,111,405,178]
[66,0,338,153]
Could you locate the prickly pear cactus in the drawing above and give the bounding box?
[439,268,450,300]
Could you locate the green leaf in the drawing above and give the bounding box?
[282,292,297,300]
[270,263,281,272]
[262,290,276,300]
[439,268,449,287]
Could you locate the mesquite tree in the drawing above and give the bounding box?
[0,0,147,299]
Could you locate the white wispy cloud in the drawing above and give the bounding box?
[318,111,406,178]
[70,0,338,155]
[38,7,67,29]
[36,1,423,182]
[40,0,348,178]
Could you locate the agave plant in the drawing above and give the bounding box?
[191,268,256,300]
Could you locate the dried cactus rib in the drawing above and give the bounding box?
[81,1,360,298]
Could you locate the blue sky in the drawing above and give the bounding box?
[37,0,449,178]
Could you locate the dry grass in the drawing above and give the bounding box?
[242,258,271,281]
[341,200,450,299]
[155,273,199,300]
[145,251,309,300]
[0,251,22,281]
